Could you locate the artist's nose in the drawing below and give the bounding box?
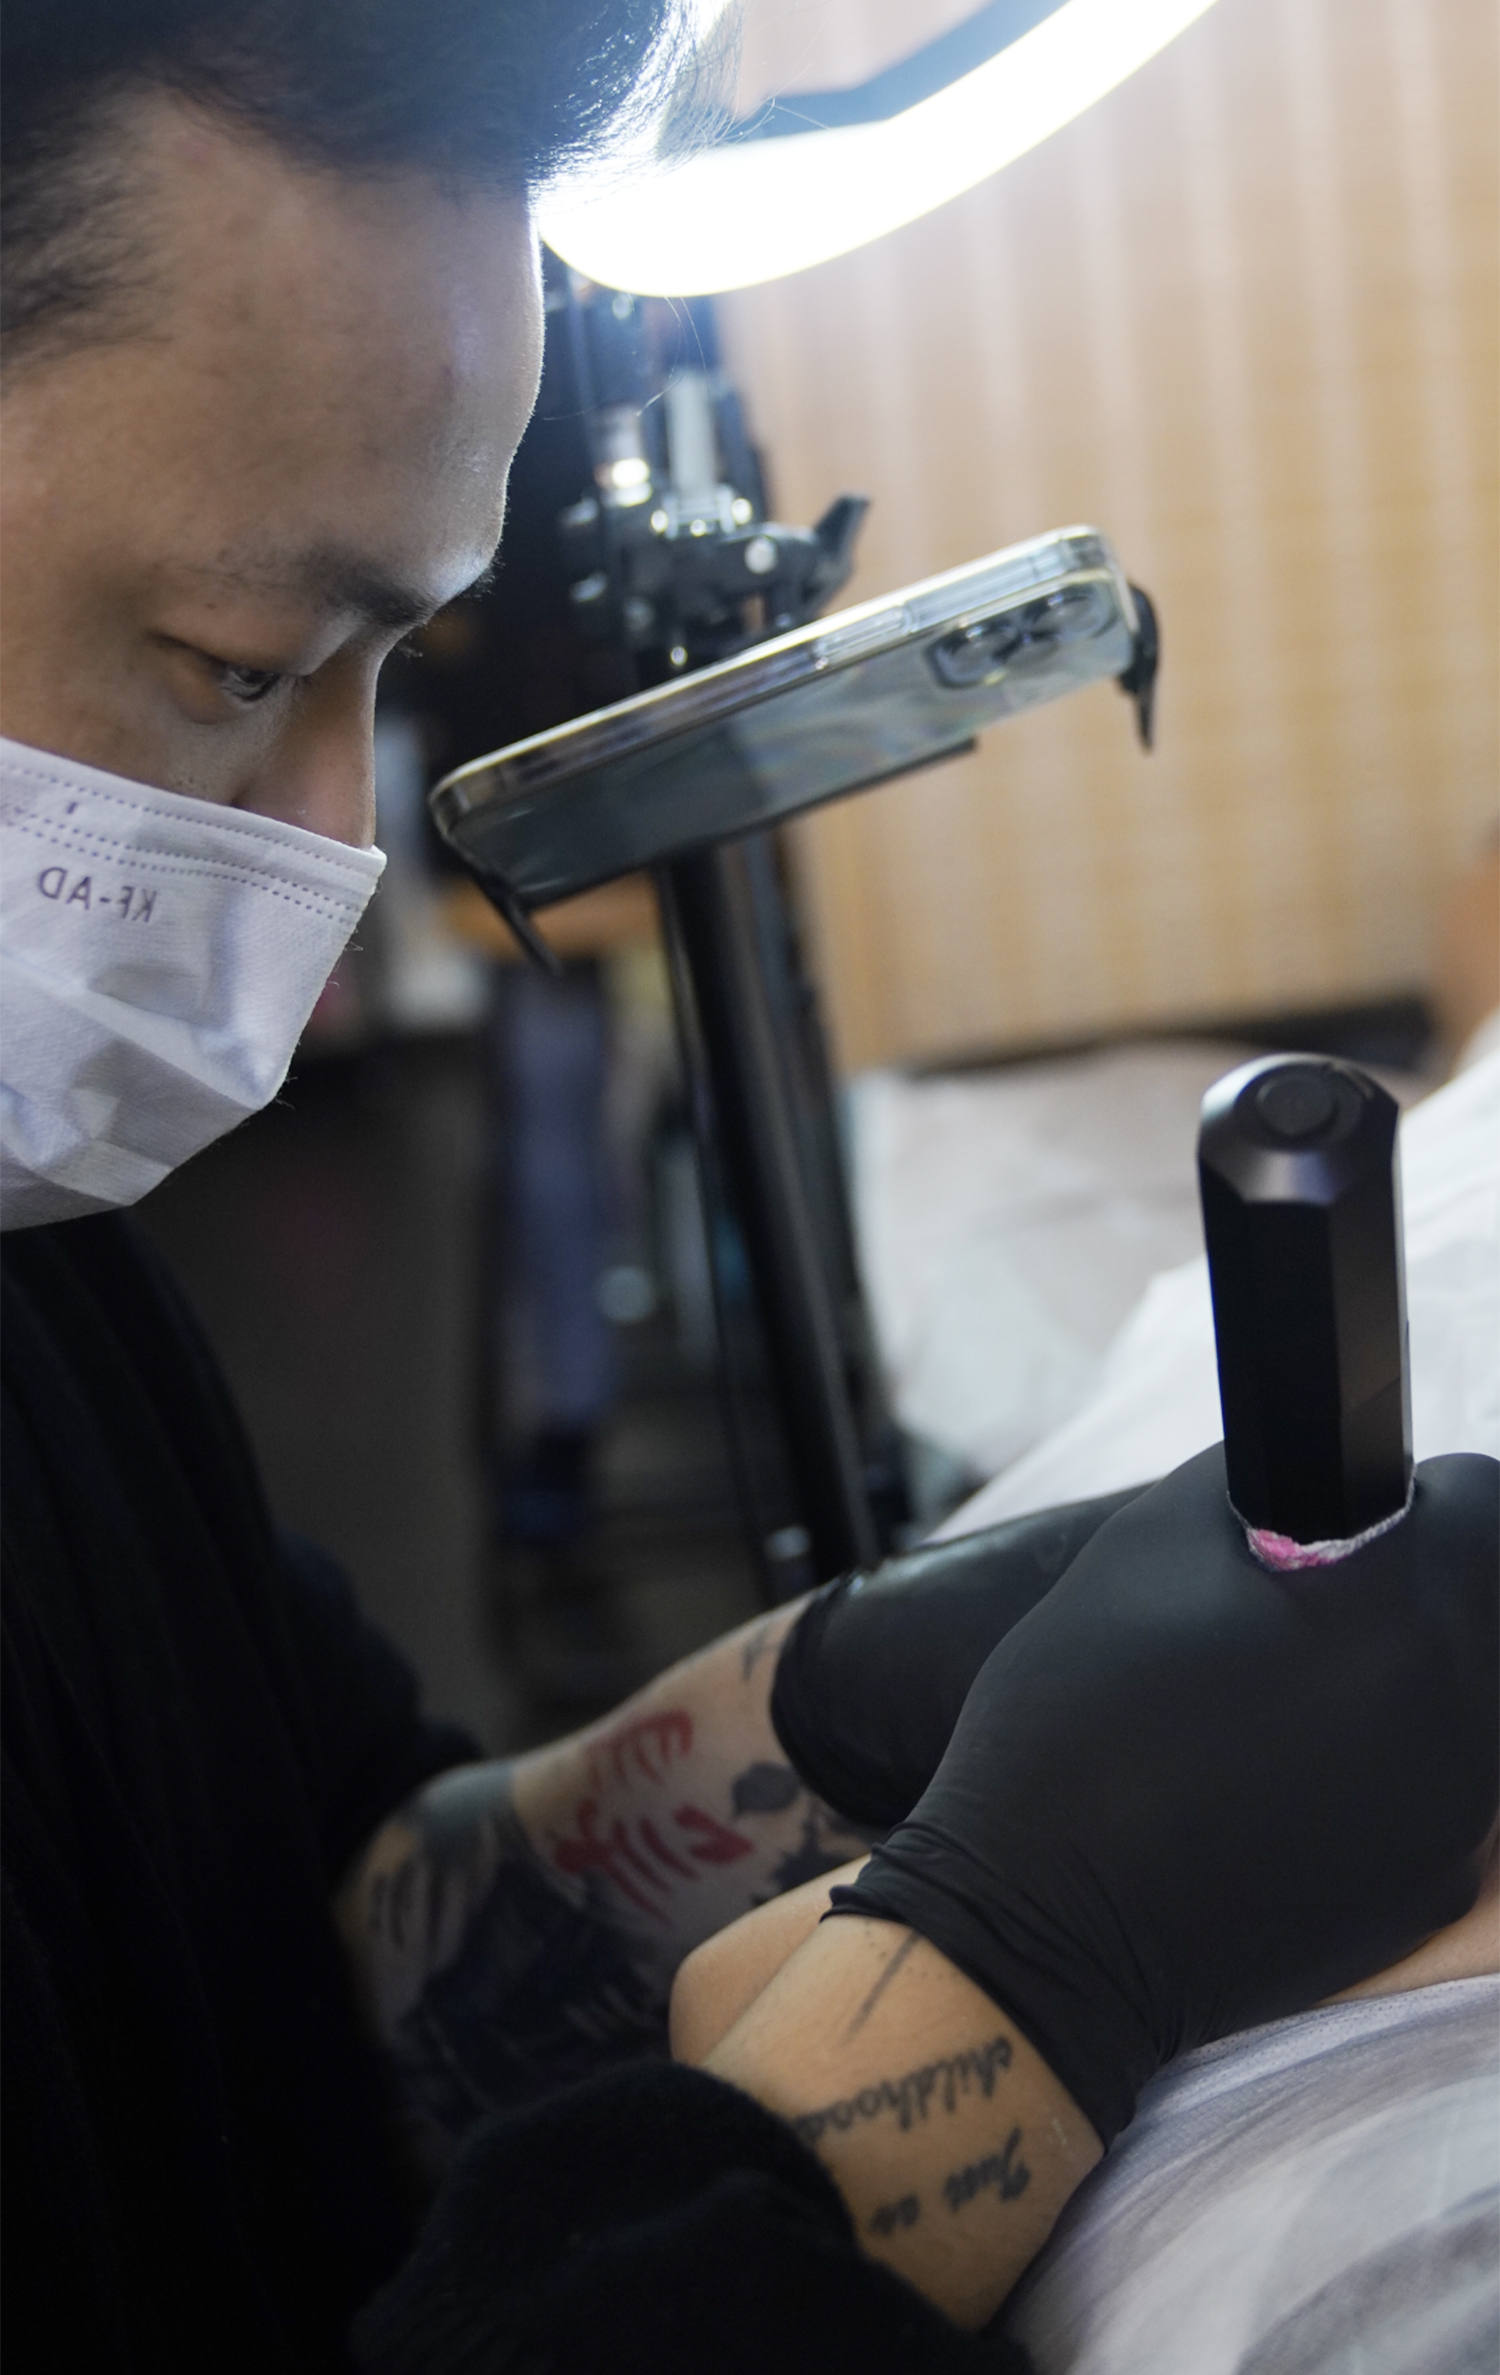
[233,669,378,848]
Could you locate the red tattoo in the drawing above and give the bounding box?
[638,1817,695,1879]
[551,1795,754,1917]
[673,1805,754,1864]
[584,1709,694,1794]
[553,1799,666,1918]
[552,1705,756,1916]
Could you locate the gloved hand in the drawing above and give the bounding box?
[771,1486,1144,1830]
[828,1445,1499,2146]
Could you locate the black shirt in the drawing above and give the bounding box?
[2,1214,1020,2374]
[2,1214,477,2368]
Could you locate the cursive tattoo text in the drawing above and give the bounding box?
[792,2033,1014,2146]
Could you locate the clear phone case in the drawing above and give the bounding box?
[430,527,1145,907]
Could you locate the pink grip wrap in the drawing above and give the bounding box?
[1241,1481,1416,1573]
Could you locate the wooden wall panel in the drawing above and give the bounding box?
[715,0,1498,1070]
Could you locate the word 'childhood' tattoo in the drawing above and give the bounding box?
[792,2034,1014,2146]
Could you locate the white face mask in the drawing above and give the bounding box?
[0,737,386,1230]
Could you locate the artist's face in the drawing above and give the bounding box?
[0,92,543,847]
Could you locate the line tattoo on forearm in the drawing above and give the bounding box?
[792,2033,1014,2145]
[843,1931,918,2039]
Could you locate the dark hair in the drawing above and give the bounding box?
[1,0,701,363]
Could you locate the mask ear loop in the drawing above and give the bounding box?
[468,864,564,977]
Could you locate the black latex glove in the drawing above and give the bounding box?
[771,1486,1145,1830]
[829,1445,1499,2147]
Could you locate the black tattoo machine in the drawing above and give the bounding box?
[1197,1055,1413,1555]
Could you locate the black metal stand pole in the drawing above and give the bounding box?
[658,840,881,1582]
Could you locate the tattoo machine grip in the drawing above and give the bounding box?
[1197,1055,1412,1543]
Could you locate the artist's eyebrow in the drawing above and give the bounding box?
[190,545,501,632]
[302,548,501,630]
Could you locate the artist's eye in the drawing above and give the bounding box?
[214,659,292,705]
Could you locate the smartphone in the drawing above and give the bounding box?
[429,526,1153,908]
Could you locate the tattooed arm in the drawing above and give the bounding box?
[669,1854,871,2064]
[699,1914,1101,2329]
[334,1599,873,2174]
[671,1866,1102,2326]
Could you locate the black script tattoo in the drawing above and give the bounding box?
[868,2195,921,2238]
[792,2033,1014,2146]
[942,2126,1031,2214]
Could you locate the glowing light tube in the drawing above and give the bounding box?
[538,0,1222,295]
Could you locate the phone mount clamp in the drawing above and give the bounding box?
[443,277,1161,1590]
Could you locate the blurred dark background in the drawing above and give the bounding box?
[139,1030,764,1755]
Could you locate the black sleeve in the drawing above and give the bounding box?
[352,2061,1032,2375]
[65,1212,481,1880]
[272,1530,480,1885]
[1,1870,135,2366]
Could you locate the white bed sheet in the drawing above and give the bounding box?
[850,1042,1427,1490]
[1002,1975,1500,2375]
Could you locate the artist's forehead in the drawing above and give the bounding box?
[129,100,543,421]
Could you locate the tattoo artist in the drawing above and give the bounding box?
[2,6,1495,2372]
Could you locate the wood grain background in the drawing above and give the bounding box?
[714,0,1498,1069]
